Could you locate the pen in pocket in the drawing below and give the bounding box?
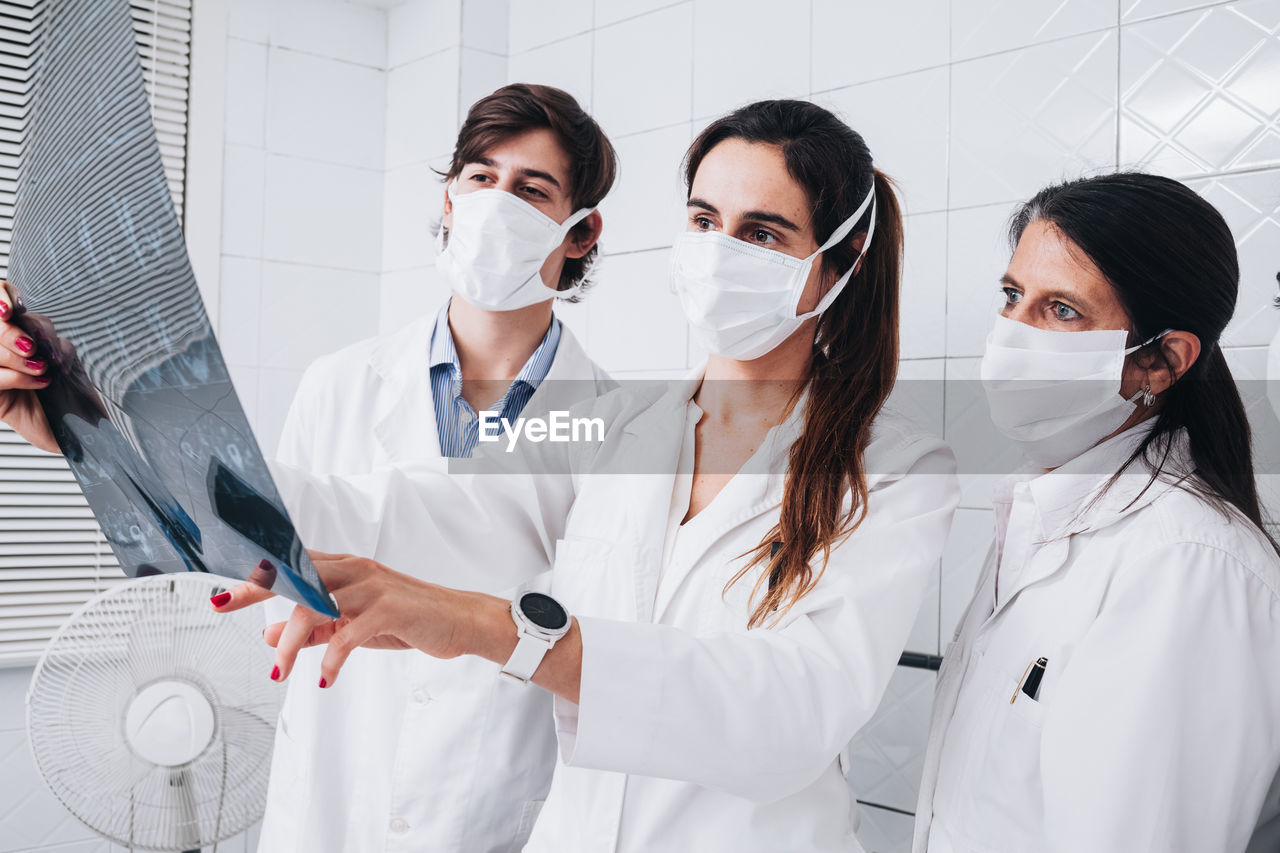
[1011,657,1048,704]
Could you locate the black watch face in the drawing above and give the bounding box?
[520,592,568,631]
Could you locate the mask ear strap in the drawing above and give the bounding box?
[811,193,878,316]
[816,182,877,254]
[1124,328,1174,355]
[558,206,595,237]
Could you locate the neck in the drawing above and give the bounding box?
[697,319,815,422]
[447,295,554,381]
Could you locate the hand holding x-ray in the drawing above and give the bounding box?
[0,283,57,454]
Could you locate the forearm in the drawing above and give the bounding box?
[450,589,584,704]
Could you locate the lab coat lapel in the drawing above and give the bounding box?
[987,428,1187,620]
[524,323,607,416]
[649,395,801,624]
[608,374,703,623]
[369,315,442,465]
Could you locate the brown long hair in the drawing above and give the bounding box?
[441,83,618,293]
[683,100,904,627]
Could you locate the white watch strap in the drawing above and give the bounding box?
[499,633,554,684]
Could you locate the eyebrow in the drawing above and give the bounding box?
[472,156,563,190]
[687,197,802,233]
[1001,273,1090,308]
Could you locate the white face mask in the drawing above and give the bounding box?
[668,183,877,361]
[981,314,1169,469]
[435,180,594,311]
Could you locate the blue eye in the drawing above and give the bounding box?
[1001,287,1022,304]
[1052,301,1080,321]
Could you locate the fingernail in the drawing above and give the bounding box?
[35,376,51,385]
[318,677,328,689]
[15,336,33,354]
[209,591,231,607]
[257,558,274,571]
[0,302,9,319]
[24,358,43,371]
[270,665,280,681]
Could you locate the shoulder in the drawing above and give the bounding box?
[1143,487,1280,600]
[865,408,958,481]
[549,321,615,389]
[298,315,434,398]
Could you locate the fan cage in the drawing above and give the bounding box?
[26,572,282,851]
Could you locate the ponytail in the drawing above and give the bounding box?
[733,170,904,627]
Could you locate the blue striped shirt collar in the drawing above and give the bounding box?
[428,298,562,392]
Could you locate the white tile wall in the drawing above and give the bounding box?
[507,32,593,109]
[265,49,387,169]
[507,0,594,54]
[387,0,461,68]
[1120,0,1280,177]
[820,67,950,216]
[950,0,1118,61]
[596,123,692,254]
[949,30,1118,208]
[592,4,693,137]
[810,1,950,91]
[387,51,462,167]
[585,249,689,373]
[691,0,811,120]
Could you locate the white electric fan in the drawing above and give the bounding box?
[25,573,283,851]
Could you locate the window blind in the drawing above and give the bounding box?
[0,0,193,666]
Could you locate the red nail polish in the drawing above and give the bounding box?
[24,358,43,370]
[0,302,9,319]
[258,558,274,571]
[318,677,328,689]
[15,336,33,354]
[35,375,51,385]
[270,665,280,681]
[209,591,231,607]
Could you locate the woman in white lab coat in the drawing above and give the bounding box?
[914,173,1280,853]
[207,100,962,852]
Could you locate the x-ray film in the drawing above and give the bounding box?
[6,0,337,617]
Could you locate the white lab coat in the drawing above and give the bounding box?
[258,311,613,853]
[914,425,1280,853]
[269,374,960,852]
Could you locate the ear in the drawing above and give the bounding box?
[1141,330,1202,395]
[847,231,868,278]
[564,210,603,260]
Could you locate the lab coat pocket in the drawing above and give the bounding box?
[550,536,625,619]
[966,675,1047,847]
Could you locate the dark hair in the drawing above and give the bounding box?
[1010,172,1277,552]
[441,83,618,293]
[683,99,904,627]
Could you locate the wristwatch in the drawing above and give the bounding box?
[498,592,572,684]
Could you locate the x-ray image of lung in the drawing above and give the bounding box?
[5,0,337,618]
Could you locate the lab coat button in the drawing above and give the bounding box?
[411,688,430,705]
[390,818,409,834]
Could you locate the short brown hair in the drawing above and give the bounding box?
[442,83,618,294]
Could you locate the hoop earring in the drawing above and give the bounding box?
[1140,384,1157,407]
